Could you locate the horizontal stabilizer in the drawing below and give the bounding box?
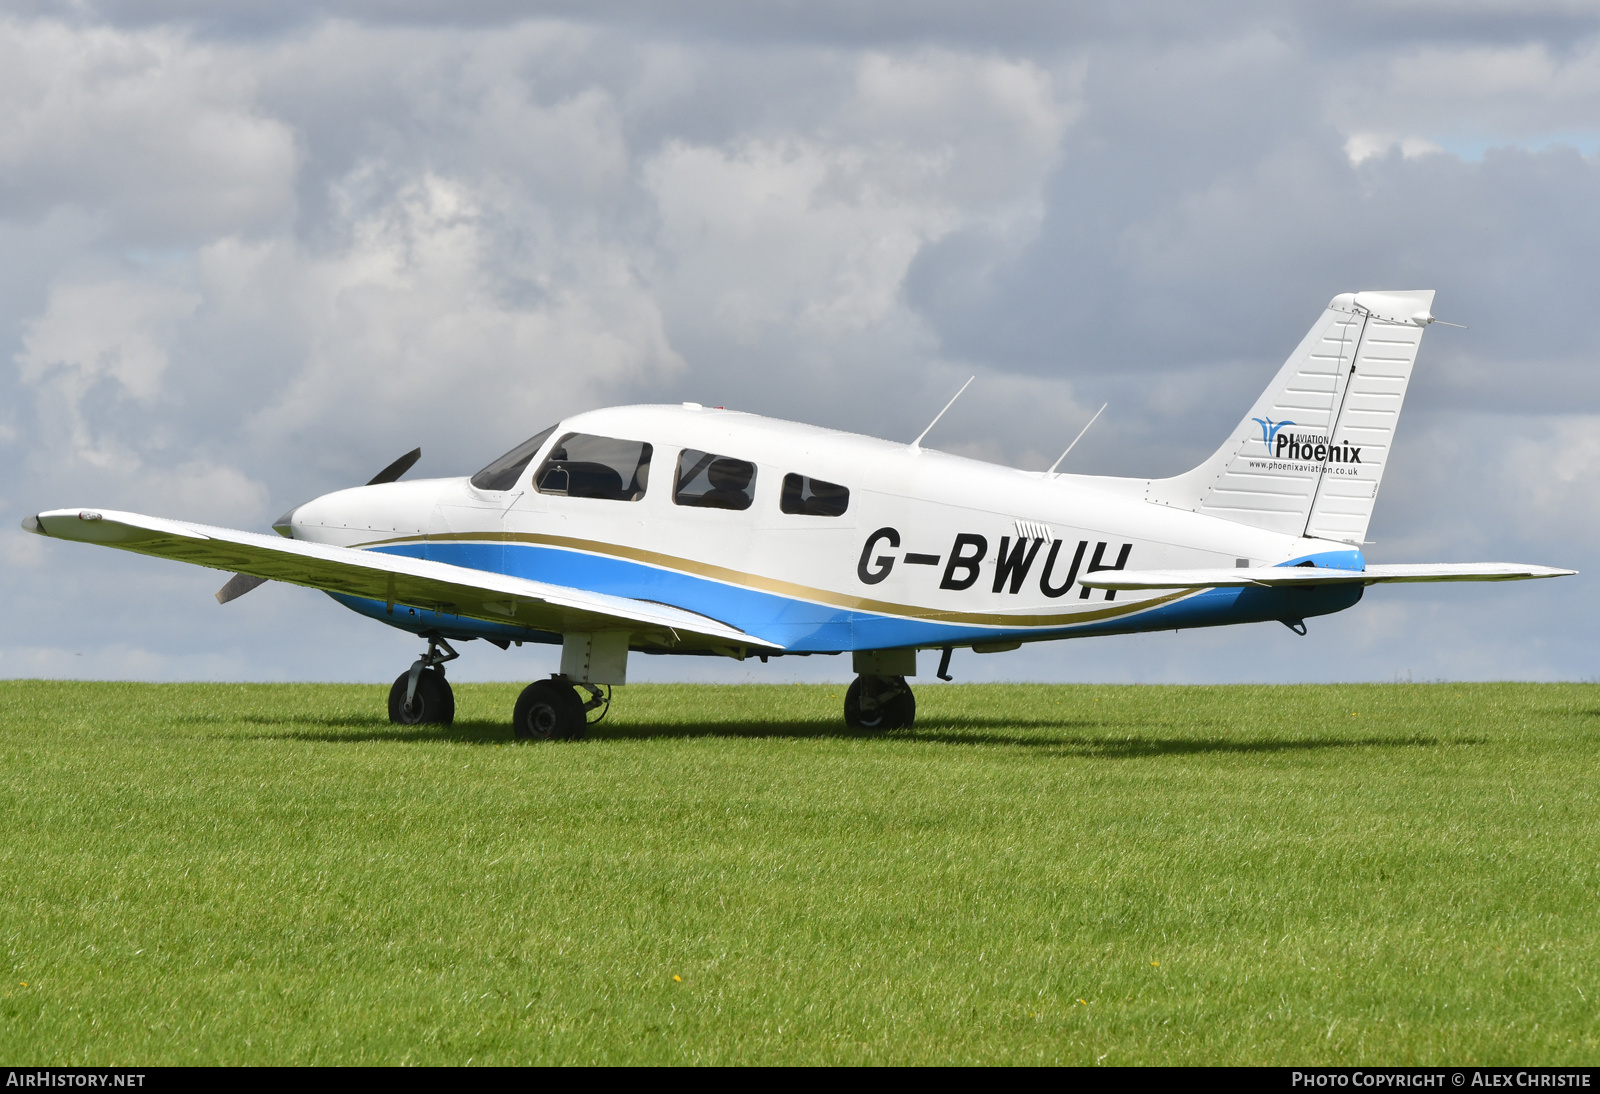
[24,508,781,652]
[1081,563,1577,591]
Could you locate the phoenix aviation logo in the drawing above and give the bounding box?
[1252,416,1361,464]
[1253,416,1295,449]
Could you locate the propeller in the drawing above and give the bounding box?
[215,448,421,604]
[364,447,422,486]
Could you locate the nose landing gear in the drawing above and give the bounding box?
[387,634,458,726]
[844,674,915,729]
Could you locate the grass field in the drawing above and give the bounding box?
[0,679,1597,1065]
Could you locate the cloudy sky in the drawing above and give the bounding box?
[4,1,1598,686]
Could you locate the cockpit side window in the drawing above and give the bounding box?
[471,425,556,491]
[780,473,849,517]
[674,449,757,511]
[533,434,652,501]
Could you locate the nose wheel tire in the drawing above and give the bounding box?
[387,667,455,725]
[514,679,586,740]
[844,674,915,730]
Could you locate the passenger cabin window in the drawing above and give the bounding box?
[780,473,849,517]
[534,434,652,501]
[674,449,756,511]
[471,425,557,491]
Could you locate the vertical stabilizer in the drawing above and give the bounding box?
[1145,291,1434,544]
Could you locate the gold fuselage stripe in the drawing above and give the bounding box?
[351,530,1197,629]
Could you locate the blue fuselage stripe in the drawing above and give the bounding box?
[332,541,1362,651]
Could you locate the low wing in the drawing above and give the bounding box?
[23,508,781,652]
[1082,562,1577,591]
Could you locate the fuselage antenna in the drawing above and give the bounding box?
[1047,402,1107,476]
[910,376,975,451]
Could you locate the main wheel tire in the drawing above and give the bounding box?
[843,675,915,729]
[387,668,455,726]
[513,679,586,741]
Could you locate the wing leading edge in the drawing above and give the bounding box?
[23,509,781,653]
[1081,563,1577,591]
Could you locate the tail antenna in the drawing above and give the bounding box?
[1047,403,1107,476]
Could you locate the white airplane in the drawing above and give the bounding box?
[23,290,1574,738]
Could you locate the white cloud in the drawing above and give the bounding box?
[0,529,46,569]
[1343,133,1446,163]
[138,461,272,527]
[1500,414,1600,539]
[842,50,1073,225]
[641,47,1072,432]
[17,278,198,400]
[1330,38,1600,160]
[15,277,200,466]
[649,138,938,342]
[246,171,686,456]
[0,18,297,239]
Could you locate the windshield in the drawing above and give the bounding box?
[470,425,556,491]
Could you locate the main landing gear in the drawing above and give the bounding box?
[512,676,610,741]
[388,634,458,725]
[844,649,921,730]
[844,674,916,729]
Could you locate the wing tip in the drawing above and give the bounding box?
[20,514,42,535]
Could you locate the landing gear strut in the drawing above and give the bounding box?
[388,634,458,725]
[844,674,915,729]
[512,676,608,741]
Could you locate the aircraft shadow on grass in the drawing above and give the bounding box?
[231,713,1470,758]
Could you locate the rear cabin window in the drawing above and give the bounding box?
[674,449,757,511]
[471,425,557,491]
[534,434,652,501]
[780,473,849,516]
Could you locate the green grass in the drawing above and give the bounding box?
[0,680,1597,1065]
